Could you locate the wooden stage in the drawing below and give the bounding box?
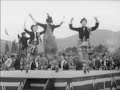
[0,70,120,90]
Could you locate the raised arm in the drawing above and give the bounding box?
[69,17,79,31]
[36,22,46,28]
[29,13,46,29]
[53,22,63,28]
[69,24,79,31]
[91,17,99,31]
[24,29,31,35]
[40,30,45,35]
[23,19,31,35]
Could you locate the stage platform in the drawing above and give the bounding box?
[1,70,120,78]
[0,70,120,90]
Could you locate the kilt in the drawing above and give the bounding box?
[43,24,58,60]
[27,41,38,55]
[19,48,27,58]
[78,39,94,54]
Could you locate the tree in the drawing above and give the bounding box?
[5,42,10,54]
[11,40,19,54]
[113,47,120,57]
[94,44,108,53]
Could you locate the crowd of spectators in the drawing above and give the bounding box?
[0,51,120,71]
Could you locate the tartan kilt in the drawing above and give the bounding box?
[19,48,27,58]
[78,39,94,54]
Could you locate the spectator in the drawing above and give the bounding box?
[4,55,15,70]
[14,55,21,70]
[95,57,101,70]
[74,57,83,70]
[31,56,39,70]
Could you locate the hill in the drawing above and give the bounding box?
[1,29,120,53]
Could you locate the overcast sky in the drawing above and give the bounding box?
[1,1,120,41]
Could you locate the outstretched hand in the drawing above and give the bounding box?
[70,17,74,24]
[60,21,64,25]
[94,17,99,23]
[61,16,65,24]
[24,19,26,29]
[29,13,37,23]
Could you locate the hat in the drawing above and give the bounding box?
[46,13,53,23]
[21,32,26,36]
[80,17,87,23]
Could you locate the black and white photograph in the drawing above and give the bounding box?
[0,0,120,90]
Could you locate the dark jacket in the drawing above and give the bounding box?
[75,61,83,70]
[24,29,42,44]
[95,59,100,70]
[19,37,29,50]
[69,22,99,40]
[31,61,38,70]
[14,58,21,70]
[63,62,69,70]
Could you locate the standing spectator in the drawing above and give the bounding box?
[63,54,69,70]
[31,57,38,70]
[60,53,69,70]
[95,57,100,70]
[0,59,3,71]
[14,55,21,70]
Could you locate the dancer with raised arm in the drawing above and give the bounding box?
[23,15,43,71]
[18,32,30,55]
[69,17,99,62]
[24,15,42,55]
[31,13,63,60]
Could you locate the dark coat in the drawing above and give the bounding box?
[14,58,21,70]
[63,62,69,70]
[95,59,100,69]
[24,29,42,44]
[19,37,29,50]
[75,61,83,70]
[69,22,99,40]
[31,61,38,70]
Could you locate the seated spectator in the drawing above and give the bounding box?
[4,55,15,70]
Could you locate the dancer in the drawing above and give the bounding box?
[69,17,99,61]
[23,16,43,70]
[30,13,63,60]
[18,32,30,55]
[24,17,42,55]
[69,17,99,42]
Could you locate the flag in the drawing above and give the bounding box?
[5,28,9,36]
[5,42,10,54]
[11,40,19,54]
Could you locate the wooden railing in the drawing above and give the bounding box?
[17,79,27,90]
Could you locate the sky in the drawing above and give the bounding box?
[1,1,120,41]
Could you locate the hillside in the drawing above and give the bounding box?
[1,29,120,53]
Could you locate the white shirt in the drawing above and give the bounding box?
[61,59,66,70]
[4,58,13,68]
[34,32,37,41]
